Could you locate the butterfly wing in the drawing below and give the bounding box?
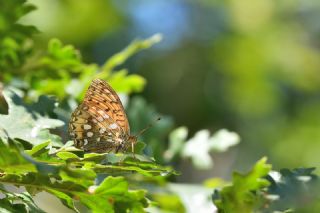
[69,103,114,152]
[84,79,130,134]
[68,79,131,153]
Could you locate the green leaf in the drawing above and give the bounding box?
[151,193,185,213]
[88,153,177,177]
[43,38,83,71]
[102,34,162,72]
[213,157,272,212]
[25,141,50,157]
[59,167,96,189]
[108,69,146,93]
[95,176,128,194]
[266,168,320,212]
[0,90,64,146]
[0,188,45,213]
[29,95,58,117]
[203,178,228,188]
[77,176,148,213]
[127,96,174,162]
[134,141,146,154]
[56,151,80,160]
[83,153,106,163]
[0,138,36,174]
[0,0,38,72]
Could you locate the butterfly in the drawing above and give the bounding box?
[68,79,137,153]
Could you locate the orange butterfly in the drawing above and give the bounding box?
[68,79,137,153]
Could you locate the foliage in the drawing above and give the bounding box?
[0,2,175,211]
[0,90,63,146]
[0,134,174,212]
[0,186,45,213]
[1,1,319,212]
[212,158,271,212]
[266,168,320,212]
[127,96,174,163]
[1,1,158,100]
[212,158,320,213]
[0,0,37,74]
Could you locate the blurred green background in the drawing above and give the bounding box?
[22,0,320,174]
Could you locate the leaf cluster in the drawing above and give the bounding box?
[0,136,175,212]
[212,158,320,213]
[0,2,174,211]
[0,0,37,73]
[0,1,160,101]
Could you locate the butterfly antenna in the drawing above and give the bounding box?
[135,117,161,138]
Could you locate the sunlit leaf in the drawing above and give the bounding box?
[0,90,64,146]
[212,157,271,212]
[77,176,148,213]
[56,151,80,160]
[102,34,162,72]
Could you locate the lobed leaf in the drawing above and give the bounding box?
[212,157,271,212]
[0,90,64,146]
[76,176,148,213]
[0,0,38,72]
[0,187,45,213]
[266,168,320,212]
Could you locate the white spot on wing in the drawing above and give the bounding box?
[98,117,104,122]
[109,123,118,129]
[99,128,106,134]
[87,132,94,137]
[98,110,110,119]
[84,124,91,130]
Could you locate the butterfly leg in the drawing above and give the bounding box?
[131,141,137,162]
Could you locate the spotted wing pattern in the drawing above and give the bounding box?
[84,79,130,133]
[68,79,136,153]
